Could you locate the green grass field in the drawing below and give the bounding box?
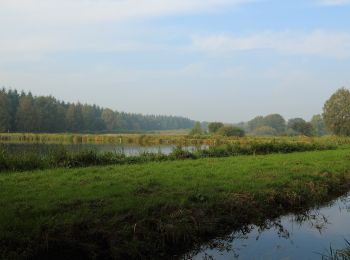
[1,149,350,259]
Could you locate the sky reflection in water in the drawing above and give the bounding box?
[190,194,350,260]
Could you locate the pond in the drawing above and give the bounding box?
[186,193,350,260]
[0,143,205,156]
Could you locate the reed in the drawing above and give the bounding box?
[0,141,336,172]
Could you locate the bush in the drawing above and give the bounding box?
[217,126,245,137]
[251,126,277,136]
[169,146,197,160]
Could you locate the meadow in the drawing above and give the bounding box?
[1,149,350,259]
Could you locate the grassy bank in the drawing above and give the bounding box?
[1,149,350,259]
[1,133,350,146]
[0,142,336,172]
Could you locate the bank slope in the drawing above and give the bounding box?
[1,149,350,259]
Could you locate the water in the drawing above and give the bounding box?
[0,143,204,156]
[188,193,350,260]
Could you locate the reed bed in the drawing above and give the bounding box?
[0,141,336,172]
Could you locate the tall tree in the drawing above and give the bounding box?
[101,108,117,132]
[16,94,38,132]
[323,87,350,136]
[1,88,196,133]
[6,89,20,131]
[208,122,224,134]
[66,103,84,132]
[0,91,11,132]
[247,116,264,132]
[287,118,314,136]
[263,114,286,134]
[189,121,203,135]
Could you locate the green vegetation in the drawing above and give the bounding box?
[287,118,314,136]
[216,125,245,137]
[2,86,350,258]
[311,114,328,136]
[207,122,245,137]
[247,114,286,135]
[1,149,350,259]
[0,133,192,145]
[3,133,348,147]
[323,87,350,136]
[0,88,194,133]
[0,140,336,172]
[189,121,203,136]
[322,240,350,260]
[208,122,224,134]
[1,87,349,138]
[251,126,278,136]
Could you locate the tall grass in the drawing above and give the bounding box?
[0,141,336,172]
[1,133,350,147]
[321,240,350,260]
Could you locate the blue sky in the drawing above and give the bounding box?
[1,0,350,122]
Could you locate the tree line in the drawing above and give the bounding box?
[188,112,327,137]
[191,105,333,138]
[198,87,350,137]
[200,114,327,137]
[0,88,195,133]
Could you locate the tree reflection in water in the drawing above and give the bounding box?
[184,193,350,260]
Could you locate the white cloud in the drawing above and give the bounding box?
[0,0,252,25]
[318,0,350,6]
[0,0,254,58]
[191,30,350,58]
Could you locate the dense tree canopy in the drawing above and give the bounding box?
[0,92,11,132]
[217,125,245,137]
[287,118,313,136]
[323,87,350,136]
[0,88,195,133]
[247,116,264,132]
[247,114,286,135]
[251,126,277,136]
[263,114,286,133]
[208,122,224,134]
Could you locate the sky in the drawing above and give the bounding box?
[1,0,350,123]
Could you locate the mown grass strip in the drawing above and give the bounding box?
[1,149,350,259]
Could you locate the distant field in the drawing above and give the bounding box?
[1,149,350,259]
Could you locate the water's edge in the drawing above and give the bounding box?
[185,193,350,260]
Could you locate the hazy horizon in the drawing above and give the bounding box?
[1,0,350,122]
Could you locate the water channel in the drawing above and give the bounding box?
[188,193,350,260]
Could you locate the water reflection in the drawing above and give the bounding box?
[186,194,350,260]
[0,143,207,156]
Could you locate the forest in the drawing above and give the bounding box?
[0,88,195,133]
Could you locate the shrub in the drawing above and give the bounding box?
[217,126,245,137]
[251,126,278,136]
[169,146,197,160]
